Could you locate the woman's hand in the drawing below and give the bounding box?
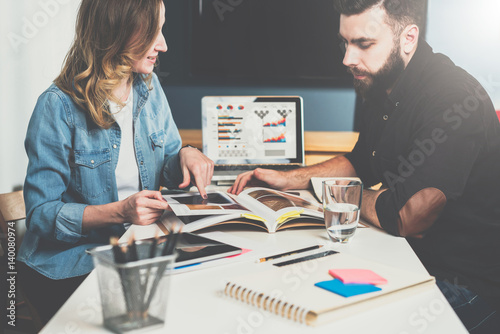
[82,190,169,231]
[178,146,214,198]
[120,190,169,226]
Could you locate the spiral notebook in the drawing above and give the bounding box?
[222,251,435,326]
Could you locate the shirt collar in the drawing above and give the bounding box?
[388,40,434,106]
[132,74,151,99]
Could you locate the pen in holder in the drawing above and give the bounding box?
[87,235,177,333]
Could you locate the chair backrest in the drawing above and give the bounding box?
[0,190,25,224]
[0,191,26,250]
[0,190,43,331]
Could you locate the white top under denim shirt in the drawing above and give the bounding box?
[110,88,140,203]
[19,73,183,279]
[109,89,140,232]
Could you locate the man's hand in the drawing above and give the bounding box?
[121,190,170,226]
[178,146,214,198]
[228,156,358,195]
[227,168,292,195]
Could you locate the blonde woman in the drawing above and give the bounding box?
[18,0,213,324]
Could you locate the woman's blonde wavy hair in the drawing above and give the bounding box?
[55,0,163,129]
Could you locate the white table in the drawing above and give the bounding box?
[41,225,467,334]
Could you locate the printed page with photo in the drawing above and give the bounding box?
[162,188,324,233]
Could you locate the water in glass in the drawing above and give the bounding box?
[324,203,359,243]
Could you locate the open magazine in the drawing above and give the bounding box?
[161,187,325,233]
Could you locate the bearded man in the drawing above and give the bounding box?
[229,1,500,332]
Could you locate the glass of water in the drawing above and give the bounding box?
[322,178,363,243]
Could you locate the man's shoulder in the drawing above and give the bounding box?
[419,49,482,99]
[401,45,495,131]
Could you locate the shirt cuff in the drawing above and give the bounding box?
[375,190,400,236]
[163,152,184,188]
[55,203,87,243]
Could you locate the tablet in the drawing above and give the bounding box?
[156,233,242,267]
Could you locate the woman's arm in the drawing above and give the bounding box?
[81,190,169,233]
[153,74,214,197]
[24,91,88,243]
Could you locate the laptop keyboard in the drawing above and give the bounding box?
[215,164,302,172]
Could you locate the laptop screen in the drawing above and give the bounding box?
[202,96,304,165]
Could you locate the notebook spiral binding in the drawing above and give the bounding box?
[224,282,311,325]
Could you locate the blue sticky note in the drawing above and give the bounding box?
[315,279,381,297]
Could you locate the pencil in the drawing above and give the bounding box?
[110,236,126,263]
[141,231,160,318]
[144,225,181,312]
[128,232,139,262]
[110,237,134,320]
[258,245,324,263]
[148,231,160,259]
[161,224,177,256]
[127,234,142,320]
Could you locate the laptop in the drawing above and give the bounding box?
[202,96,305,185]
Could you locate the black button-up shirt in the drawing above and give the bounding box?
[345,40,500,311]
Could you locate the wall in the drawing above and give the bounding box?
[0,0,80,193]
[426,0,500,108]
[165,84,357,131]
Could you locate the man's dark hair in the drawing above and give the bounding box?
[333,0,426,36]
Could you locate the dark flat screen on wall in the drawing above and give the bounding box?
[190,0,348,83]
[159,0,427,86]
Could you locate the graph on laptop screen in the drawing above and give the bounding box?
[202,97,303,165]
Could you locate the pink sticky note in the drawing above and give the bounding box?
[328,269,388,285]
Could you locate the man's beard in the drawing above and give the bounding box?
[350,42,405,100]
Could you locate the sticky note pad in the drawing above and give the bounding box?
[328,269,388,285]
[315,279,381,298]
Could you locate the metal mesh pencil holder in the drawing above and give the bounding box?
[87,242,175,333]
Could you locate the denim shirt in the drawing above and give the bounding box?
[18,73,183,279]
